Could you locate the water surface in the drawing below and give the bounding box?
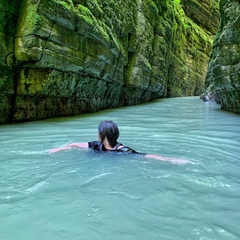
[1,97,240,239]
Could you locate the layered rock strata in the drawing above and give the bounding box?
[0,0,219,123]
[203,0,240,113]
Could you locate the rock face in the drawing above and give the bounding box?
[0,0,219,123]
[203,0,240,114]
[0,0,20,123]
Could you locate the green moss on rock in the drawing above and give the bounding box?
[0,0,222,123]
[204,0,240,113]
[16,0,42,36]
[75,4,110,45]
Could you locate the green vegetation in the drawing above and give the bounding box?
[57,0,74,10]
[87,0,103,18]
[76,5,94,25]
[26,5,42,31]
[1,0,21,43]
[0,75,14,94]
[75,4,110,44]
[17,0,42,36]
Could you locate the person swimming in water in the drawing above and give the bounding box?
[49,120,188,164]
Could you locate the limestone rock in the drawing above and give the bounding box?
[203,0,240,113]
[0,0,220,123]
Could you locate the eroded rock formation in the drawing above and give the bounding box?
[0,0,219,123]
[203,0,240,113]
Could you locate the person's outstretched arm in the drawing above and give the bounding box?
[144,154,189,164]
[49,142,88,153]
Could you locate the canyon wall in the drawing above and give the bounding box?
[203,0,240,113]
[0,0,219,123]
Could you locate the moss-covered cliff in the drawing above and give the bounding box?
[0,0,21,123]
[0,0,219,123]
[203,0,240,114]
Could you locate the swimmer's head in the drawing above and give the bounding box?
[98,120,119,147]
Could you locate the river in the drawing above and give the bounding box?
[0,96,239,239]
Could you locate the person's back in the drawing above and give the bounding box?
[49,120,189,164]
[88,141,141,154]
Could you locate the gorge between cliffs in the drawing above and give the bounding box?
[0,0,239,124]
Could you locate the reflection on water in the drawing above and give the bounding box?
[0,97,240,240]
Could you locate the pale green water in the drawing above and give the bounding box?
[0,97,240,240]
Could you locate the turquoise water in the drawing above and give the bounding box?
[0,97,240,239]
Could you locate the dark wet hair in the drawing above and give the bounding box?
[98,120,119,147]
